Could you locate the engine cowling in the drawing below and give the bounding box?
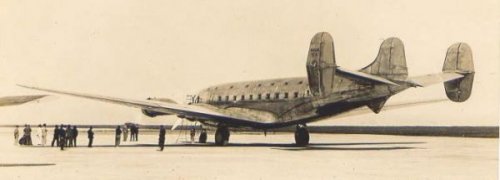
[141,97,177,117]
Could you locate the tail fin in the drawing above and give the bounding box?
[360,37,408,81]
[306,32,337,97]
[443,43,474,102]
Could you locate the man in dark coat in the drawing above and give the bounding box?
[72,126,78,147]
[51,125,59,147]
[87,126,94,148]
[66,125,73,147]
[115,126,122,147]
[59,127,66,150]
[130,125,136,141]
[158,125,166,151]
[135,125,139,141]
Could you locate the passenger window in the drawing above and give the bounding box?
[284,92,289,99]
[294,92,299,98]
[274,92,280,99]
[241,95,245,101]
[265,93,270,100]
[258,94,262,100]
[218,96,222,102]
[233,96,237,101]
[249,95,253,100]
[225,96,229,101]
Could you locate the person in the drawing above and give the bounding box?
[199,129,207,143]
[24,124,32,145]
[36,124,42,145]
[14,125,19,145]
[130,125,136,141]
[41,124,48,146]
[51,125,59,147]
[87,126,94,148]
[122,125,128,142]
[135,125,139,141]
[66,125,73,147]
[190,128,196,143]
[158,125,166,151]
[72,126,78,147]
[115,126,121,147]
[59,127,66,150]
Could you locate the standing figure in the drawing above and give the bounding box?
[36,124,42,145]
[135,125,139,141]
[66,125,73,147]
[26,124,32,145]
[130,125,136,141]
[122,125,128,142]
[190,128,196,144]
[41,124,48,146]
[158,125,166,151]
[14,125,19,145]
[87,126,94,148]
[72,126,78,147]
[51,125,59,147]
[115,126,122,147]
[58,124,64,146]
[59,127,66,150]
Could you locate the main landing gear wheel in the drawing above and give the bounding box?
[215,126,230,146]
[294,124,309,146]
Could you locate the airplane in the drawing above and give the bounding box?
[19,32,474,146]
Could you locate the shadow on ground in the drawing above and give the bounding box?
[22,141,425,151]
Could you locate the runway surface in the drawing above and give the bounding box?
[0,129,497,180]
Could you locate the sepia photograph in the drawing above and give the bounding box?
[0,0,498,179]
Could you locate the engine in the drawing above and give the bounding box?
[141,97,177,117]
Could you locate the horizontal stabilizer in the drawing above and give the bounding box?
[406,72,464,87]
[337,67,399,86]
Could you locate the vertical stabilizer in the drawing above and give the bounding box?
[306,32,337,97]
[360,37,408,81]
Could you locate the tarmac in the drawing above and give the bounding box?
[0,129,497,180]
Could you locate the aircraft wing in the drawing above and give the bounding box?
[0,95,47,107]
[406,72,464,87]
[17,85,266,128]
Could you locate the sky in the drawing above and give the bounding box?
[0,0,498,126]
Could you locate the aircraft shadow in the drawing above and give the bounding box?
[23,141,424,151]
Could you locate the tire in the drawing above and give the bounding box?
[215,127,229,146]
[294,127,310,146]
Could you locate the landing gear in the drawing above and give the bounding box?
[294,124,309,146]
[215,126,230,146]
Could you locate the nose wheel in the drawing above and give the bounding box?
[215,126,230,146]
[294,124,309,146]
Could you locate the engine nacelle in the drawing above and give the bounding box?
[141,97,177,117]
